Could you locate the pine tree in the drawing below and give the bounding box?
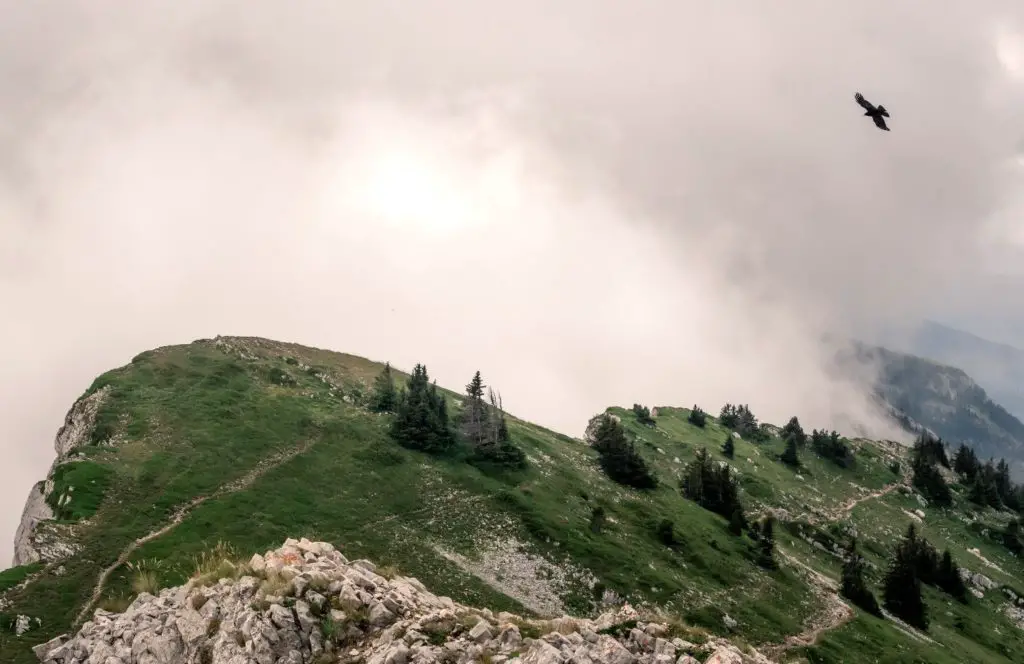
[969,461,1003,509]
[841,538,882,616]
[656,519,677,546]
[883,524,929,630]
[390,364,455,454]
[781,435,800,468]
[632,404,656,426]
[936,549,968,603]
[780,416,807,447]
[996,459,1014,506]
[757,516,777,569]
[1002,518,1024,555]
[472,388,526,469]
[953,443,979,481]
[681,447,745,523]
[810,429,856,468]
[719,403,740,429]
[592,414,657,489]
[911,453,952,508]
[687,405,707,428]
[369,362,398,413]
[729,507,745,536]
[589,506,606,534]
[912,432,950,469]
[460,371,489,448]
[722,434,735,459]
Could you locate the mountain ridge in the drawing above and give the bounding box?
[873,320,1024,423]
[839,339,1024,480]
[3,335,1024,664]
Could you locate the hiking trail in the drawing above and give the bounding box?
[73,441,313,627]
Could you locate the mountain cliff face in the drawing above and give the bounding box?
[880,320,1024,423]
[11,386,111,568]
[840,341,1024,479]
[3,336,1024,664]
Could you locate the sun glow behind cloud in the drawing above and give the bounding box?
[314,99,538,243]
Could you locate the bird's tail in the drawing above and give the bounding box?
[877,105,890,117]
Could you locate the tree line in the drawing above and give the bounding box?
[368,362,526,469]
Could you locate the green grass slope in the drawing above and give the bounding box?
[2,336,1023,664]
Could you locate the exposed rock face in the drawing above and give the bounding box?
[36,539,777,664]
[11,386,110,567]
[53,385,112,459]
[12,482,54,567]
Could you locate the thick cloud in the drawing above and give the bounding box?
[4,1,1024,566]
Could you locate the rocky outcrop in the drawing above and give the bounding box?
[35,539,777,664]
[12,482,54,567]
[11,386,110,567]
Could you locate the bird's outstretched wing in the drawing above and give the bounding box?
[854,92,875,112]
[872,114,890,131]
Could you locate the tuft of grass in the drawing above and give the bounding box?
[190,541,251,587]
[377,564,399,580]
[98,594,133,614]
[130,570,161,596]
[257,570,294,599]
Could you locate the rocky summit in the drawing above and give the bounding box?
[32,539,766,664]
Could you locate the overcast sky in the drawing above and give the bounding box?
[5,1,1024,567]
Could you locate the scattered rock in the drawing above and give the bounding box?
[35,541,778,664]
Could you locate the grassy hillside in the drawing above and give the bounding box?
[2,336,1024,663]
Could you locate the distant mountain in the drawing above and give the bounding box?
[878,320,1024,422]
[835,340,1024,480]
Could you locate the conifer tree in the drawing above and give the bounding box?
[757,516,777,569]
[780,416,807,447]
[936,549,968,603]
[469,387,526,469]
[883,524,929,630]
[729,507,745,536]
[781,435,800,468]
[810,429,856,468]
[460,371,489,447]
[591,414,657,489]
[632,404,656,426]
[687,405,707,428]
[719,403,740,429]
[722,434,735,459]
[656,519,677,546]
[681,448,745,522]
[841,538,882,616]
[911,452,952,508]
[953,443,979,481]
[996,459,1014,506]
[390,364,455,454]
[1002,518,1024,556]
[369,362,398,413]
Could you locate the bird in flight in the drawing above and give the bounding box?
[854,92,890,131]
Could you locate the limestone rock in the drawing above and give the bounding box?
[34,539,779,664]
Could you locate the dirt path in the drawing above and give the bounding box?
[73,441,313,627]
[761,551,855,659]
[759,476,911,657]
[830,478,906,521]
